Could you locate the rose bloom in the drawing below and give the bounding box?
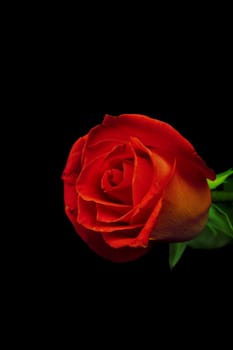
[62,114,215,262]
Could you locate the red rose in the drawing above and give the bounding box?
[62,114,215,262]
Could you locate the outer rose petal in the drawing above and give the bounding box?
[62,136,87,221]
[65,206,150,262]
[62,136,87,184]
[85,114,215,181]
[150,170,212,241]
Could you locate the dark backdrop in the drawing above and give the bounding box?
[10,11,232,344]
[39,37,233,330]
[20,46,232,350]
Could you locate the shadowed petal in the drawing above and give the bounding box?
[76,143,133,205]
[64,196,149,262]
[77,196,143,232]
[96,202,132,223]
[101,159,134,204]
[102,198,163,248]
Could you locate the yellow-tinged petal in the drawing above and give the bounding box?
[150,170,211,241]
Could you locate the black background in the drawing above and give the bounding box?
[37,31,233,331]
[7,10,232,344]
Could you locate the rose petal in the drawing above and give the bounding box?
[93,139,175,227]
[62,136,87,220]
[96,202,132,222]
[98,149,176,247]
[101,159,134,204]
[150,170,212,242]
[128,137,175,224]
[130,139,153,205]
[101,151,176,248]
[83,138,119,168]
[77,143,134,205]
[77,196,143,232]
[94,138,176,225]
[64,195,148,262]
[86,114,215,181]
[102,168,123,187]
[76,222,150,262]
[64,182,77,216]
[102,198,163,248]
[101,229,143,248]
[62,135,87,184]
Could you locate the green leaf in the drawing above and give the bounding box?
[211,191,233,202]
[187,204,233,249]
[207,168,233,190]
[215,203,233,232]
[169,242,187,269]
[217,202,233,226]
[223,174,233,192]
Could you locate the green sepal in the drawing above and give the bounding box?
[223,173,233,192]
[169,242,187,270]
[207,168,233,190]
[187,204,233,249]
